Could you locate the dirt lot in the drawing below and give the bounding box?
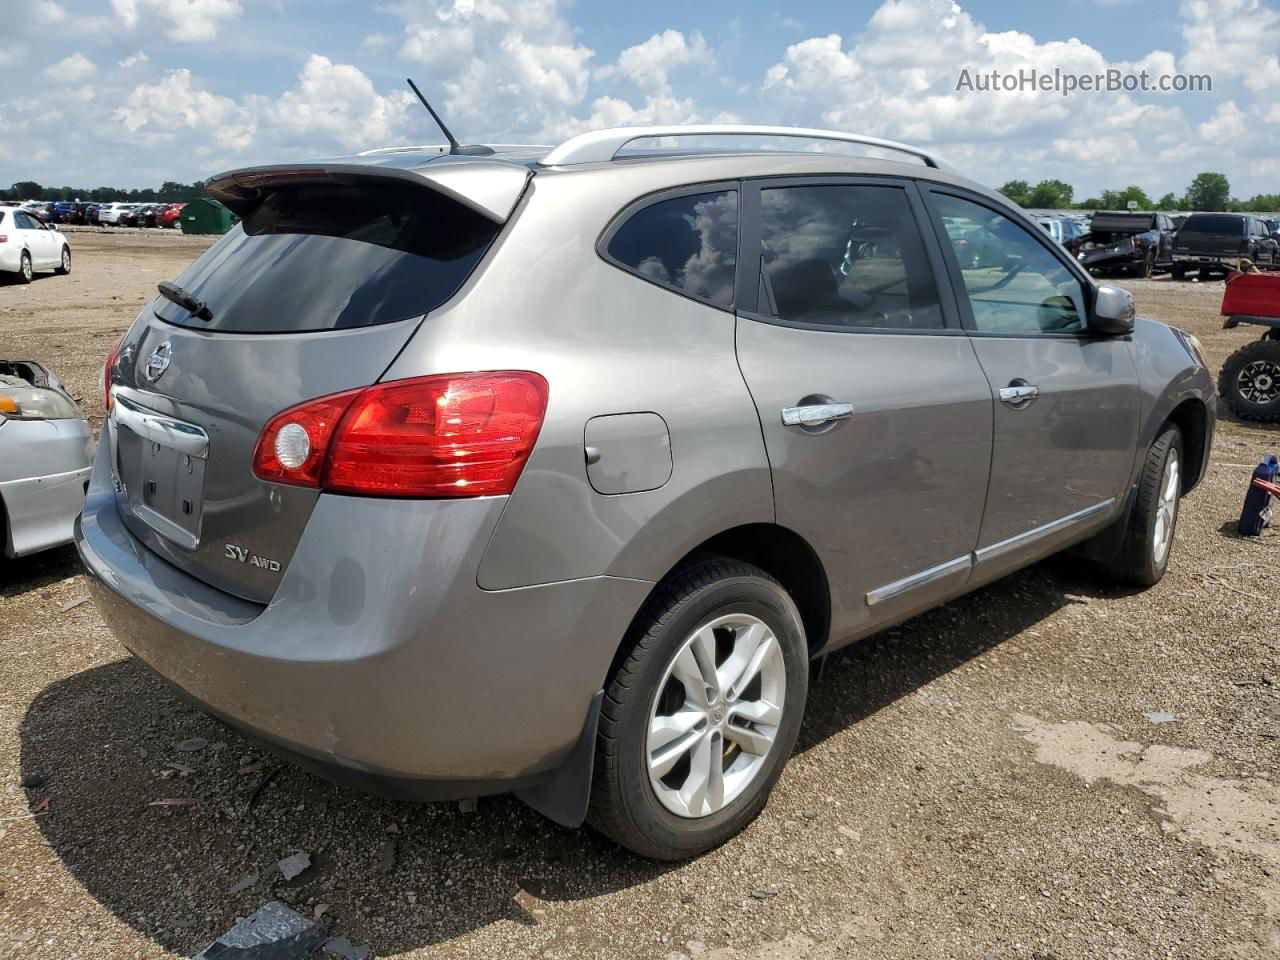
[1,230,1278,959]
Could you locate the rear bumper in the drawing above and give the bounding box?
[75,447,651,797]
[1172,253,1237,268]
[1080,248,1142,268]
[0,245,24,273]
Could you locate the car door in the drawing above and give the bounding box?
[923,188,1140,582]
[1156,215,1173,261]
[734,178,994,645]
[33,218,58,266]
[14,212,47,264]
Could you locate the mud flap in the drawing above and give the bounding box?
[515,690,603,828]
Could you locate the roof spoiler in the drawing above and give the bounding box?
[206,159,530,224]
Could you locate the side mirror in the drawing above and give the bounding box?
[1091,284,1135,336]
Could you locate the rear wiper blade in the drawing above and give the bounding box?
[157,281,212,322]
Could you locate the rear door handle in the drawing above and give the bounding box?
[781,402,854,427]
[998,384,1040,405]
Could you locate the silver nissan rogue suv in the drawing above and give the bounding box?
[77,125,1214,860]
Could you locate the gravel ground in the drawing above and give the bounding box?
[1,230,1278,959]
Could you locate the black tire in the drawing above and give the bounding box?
[1103,425,1183,587]
[55,246,71,275]
[588,557,808,860]
[1218,338,1280,423]
[16,251,32,284]
[1138,249,1155,278]
[1171,265,1187,281]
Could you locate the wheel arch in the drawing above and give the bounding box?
[1164,397,1209,494]
[618,522,831,665]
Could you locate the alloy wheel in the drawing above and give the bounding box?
[21,255,32,281]
[1152,451,1179,566]
[1238,359,1280,405]
[646,613,786,819]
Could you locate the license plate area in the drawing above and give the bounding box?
[111,395,209,550]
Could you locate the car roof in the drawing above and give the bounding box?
[208,125,1013,226]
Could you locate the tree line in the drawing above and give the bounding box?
[997,172,1279,213]
[1,180,210,203]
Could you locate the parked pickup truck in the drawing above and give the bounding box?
[1172,213,1280,280]
[1078,211,1176,278]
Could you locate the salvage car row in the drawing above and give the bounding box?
[1036,209,1280,279]
[2,199,185,229]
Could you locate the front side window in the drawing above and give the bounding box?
[757,184,944,331]
[933,193,1086,335]
[605,190,738,308]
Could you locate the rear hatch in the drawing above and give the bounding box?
[1081,212,1153,254]
[1174,214,1246,256]
[106,161,526,603]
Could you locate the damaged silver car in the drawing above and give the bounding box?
[1,361,93,557]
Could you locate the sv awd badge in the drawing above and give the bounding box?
[224,543,281,572]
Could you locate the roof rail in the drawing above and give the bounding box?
[540,125,954,171]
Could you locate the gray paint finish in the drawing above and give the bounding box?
[735,320,994,639]
[80,140,1216,812]
[79,444,651,781]
[584,413,672,495]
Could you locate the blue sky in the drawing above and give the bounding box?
[2,0,1278,199]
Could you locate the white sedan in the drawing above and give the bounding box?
[0,207,71,283]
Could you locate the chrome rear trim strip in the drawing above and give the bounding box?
[866,554,972,606]
[111,392,209,459]
[974,498,1116,565]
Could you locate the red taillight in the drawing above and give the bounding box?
[252,372,549,498]
[0,235,7,243]
[252,389,362,488]
[103,332,125,413]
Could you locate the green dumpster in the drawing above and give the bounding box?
[181,198,234,235]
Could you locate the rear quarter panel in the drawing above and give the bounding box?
[381,168,775,589]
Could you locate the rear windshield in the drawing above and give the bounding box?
[155,181,501,333]
[1180,214,1244,235]
[1091,213,1153,232]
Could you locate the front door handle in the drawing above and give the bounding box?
[998,384,1040,405]
[781,402,854,427]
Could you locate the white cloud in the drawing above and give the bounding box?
[391,0,595,139]
[112,56,415,162]
[1180,0,1280,93]
[759,0,1277,196]
[598,29,712,96]
[116,68,254,154]
[110,0,243,43]
[118,51,150,68]
[45,53,97,85]
[255,55,416,152]
[360,33,390,53]
[33,0,68,24]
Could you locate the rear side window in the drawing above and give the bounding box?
[155,181,501,333]
[0,211,5,226]
[605,190,738,308]
[1180,214,1244,235]
[757,184,944,331]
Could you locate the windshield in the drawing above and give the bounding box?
[1180,214,1244,235]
